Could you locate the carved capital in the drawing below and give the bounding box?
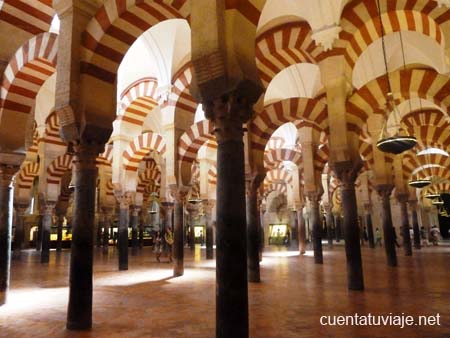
[246,172,266,196]
[130,205,141,216]
[115,191,134,209]
[169,185,189,203]
[333,159,362,190]
[305,191,321,204]
[73,141,103,171]
[14,203,29,216]
[396,193,409,204]
[376,184,394,200]
[41,201,57,215]
[311,25,342,51]
[0,164,19,187]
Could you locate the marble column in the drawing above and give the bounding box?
[246,175,264,283]
[139,210,145,249]
[324,205,334,248]
[205,201,215,259]
[397,194,412,256]
[339,172,364,290]
[204,92,253,338]
[364,204,375,249]
[130,205,140,256]
[172,192,186,277]
[117,196,130,271]
[376,185,397,267]
[306,193,323,264]
[35,216,42,251]
[0,165,18,305]
[12,203,28,259]
[66,142,100,330]
[297,206,306,254]
[102,207,113,255]
[41,201,56,264]
[409,201,421,249]
[334,214,342,242]
[56,213,65,252]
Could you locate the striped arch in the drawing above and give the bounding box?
[118,78,159,126]
[359,140,394,170]
[264,182,287,197]
[315,143,329,173]
[266,136,286,151]
[404,153,450,180]
[265,168,294,186]
[122,132,166,172]
[264,148,302,170]
[402,109,450,132]
[27,128,40,155]
[178,120,215,164]
[105,179,115,198]
[340,4,446,75]
[42,111,65,147]
[347,69,450,135]
[137,168,161,194]
[255,22,323,87]
[250,97,328,151]
[46,154,73,185]
[422,181,450,197]
[81,0,189,83]
[0,0,54,35]
[1,32,58,117]
[168,63,198,116]
[16,162,39,190]
[208,164,217,186]
[97,144,113,167]
[409,125,450,150]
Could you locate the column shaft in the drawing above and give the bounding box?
[130,206,139,256]
[379,189,397,267]
[297,208,306,254]
[411,205,421,249]
[56,214,64,252]
[246,187,260,283]
[13,205,28,259]
[365,210,375,248]
[309,198,323,264]
[325,210,334,248]
[173,198,184,276]
[41,203,55,264]
[118,206,129,270]
[399,199,412,256]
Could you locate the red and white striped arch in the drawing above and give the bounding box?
[406,125,450,150]
[165,63,198,116]
[264,148,302,170]
[0,0,54,35]
[208,164,217,186]
[27,128,39,155]
[265,168,294,186]
[178,120,215,164]
[1,32,58,117]
[118,77,158,126]
[46,154,73,185]
[41,111,65,147]
[16,162,39,190]
[422,181,450,196]
[255,22,323,87]
[315,143,329,174]
[263,182,287,197]
[81,0,189,84]
[122,132,166,172]
[137,168,161,194]
[340,4,446,76]
[402,109,450,132]
[250,97,328,151]
[347,69,450,135]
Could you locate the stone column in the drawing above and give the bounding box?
[338,169,364,290]
[334,214,341,241]
[409,201,421,249]
[56,213,65,252]
[41,201,56,264]
[66,142,100,330]
[259,202,265,260]
[171,191,186,277]
[102,207,113,255]
[0,165,18,305]
[12,203,28,259]
[324,204,333,248]
[117,195,131,271]
[35,216,43,251]
[205,200,215,259]
[376,185,397,267]
[397,194,412,256]
[139,209,145,248]
[306,193,323,264]
[130,205,140,256]
[364,204,375,248]
[297,206,306,254]
[246,175,264,283]
[203,92,254,338]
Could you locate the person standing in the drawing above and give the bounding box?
[375,228,382,247]
[165,227,174,263]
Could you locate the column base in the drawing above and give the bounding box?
[66,321,92,331]
[173,265,184,277]
[119,264,128,271]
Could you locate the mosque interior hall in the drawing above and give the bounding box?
[0,1,449,337]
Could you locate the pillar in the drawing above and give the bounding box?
[205,201,214,259]
[56,213,65,252]
[397,194,412,256]
[334,214,341,241]
[409,201,421,249]
[172,191,186,277]
[12,203,28,259]
[246,176,264,283]
[324,205,333,248]
[0,166,18,305]
[117,197,130,270]
[364,204,375,248]
[41,201,56,264]
[297,206,306,254]
[339,170,364,290]
[376,185,397,267]
[306,193,323,264]
[130,205,140,256]
[66,142,100,330]
[139,210,145,248]
[102,207,112,255]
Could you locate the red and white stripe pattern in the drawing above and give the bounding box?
[166,63,198,115]
[16,161,39,190]
[264,182,287,197]
[105,179,115,197]
[347,69,450,135]
[255,22,323,87]
[405,124,450,150]
[118,77,158,126]
[178,120,214,164]
[265,136,286,151]
[97,143,113,167]
[423,181,450,196]
[208,164,217,186]
[27,128,39,155]
[339,2,447,76]
[41,111,65,147]
[402,109,450,132]
[250,97,327,151]
[264,148,302,170]
[1,32,58,117]
[46,154,73,185]
[404,152,450,179]
[265,168,294,186]
[0,0,54,35]
[81,0,189,83]
[137,168,161,194]
[315,143,329,174]
[123,132,166,171]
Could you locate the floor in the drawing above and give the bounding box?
[0,243,449,338]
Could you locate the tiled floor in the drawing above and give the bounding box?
[0,244,449,338]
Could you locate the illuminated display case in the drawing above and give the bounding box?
[268,224,290,245]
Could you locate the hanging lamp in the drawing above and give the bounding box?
[408,178,431,188]
[375,1,416,154]
[425,193,440,199]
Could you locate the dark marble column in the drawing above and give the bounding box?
[324,204,334,248]
[56,213,65,252]
[12,203,28,260]
[204,92,255,338]
[297,206,306,254]
[246,175,264,283]
[117,197,130,271]
[138,209,145,249]
[334,214,341,242]
[205,200,215,259]
[306,193,323,264]
[376,184,397,267]
[397,194,412,256]
[171,192,185,277]
[339,171,364,290]
[41,201,56,264]
[259,203,265,260]
[409,201,421,249]
[102,207,113,255]
[0,165,18,305]
[66,142,101,330]
[130,205,140,256]
[364,204,375,249]
[35,216,43,251]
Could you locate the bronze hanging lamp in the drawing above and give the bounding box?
[425,193,440,199]
[375,1,417,154]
